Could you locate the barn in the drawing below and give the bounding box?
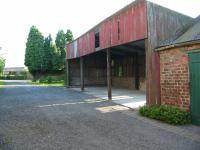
[156,16,200,125]
[65,0,192,107]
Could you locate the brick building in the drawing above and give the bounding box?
[157,16,200,125]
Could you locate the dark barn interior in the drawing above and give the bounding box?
[68,40,146,92]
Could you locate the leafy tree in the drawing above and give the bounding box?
[55,30,66,70]
[0,56,5,75]
[66,29,73,44]
[55,30,73,71]
[25,26,44,77]
[51,43,61,71]
[43,34,53,72]
[25,26,74,77]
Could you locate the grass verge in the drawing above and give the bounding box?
[32,80,64,86]
[32,75,65,87]
[0,80,4,88]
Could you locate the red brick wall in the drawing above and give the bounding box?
[159,44,200,111]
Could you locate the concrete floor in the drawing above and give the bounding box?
[72,87,146,109]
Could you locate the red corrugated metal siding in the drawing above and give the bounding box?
[111,16,118,46]
[77,31,95,57]
[89,32,95,53]
[66,31,95,59]
[99,1,147,49]
[66,0,147,59]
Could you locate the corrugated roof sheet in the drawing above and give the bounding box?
[159,15,200,47]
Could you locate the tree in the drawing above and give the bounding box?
[0,57,5,75]
[43,34,53,72]
[55,30,66,70]
[51,43,60,71]
[55,30,73,71]
[24,26,44,77]
[66,29,73,44]
[25,26,74,77]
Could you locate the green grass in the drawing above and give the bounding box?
[32,80,64,87]
[0,80,4,88]
[31,75,65,87]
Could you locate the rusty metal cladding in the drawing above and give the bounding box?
[146,1,192,105]
[66,0,147,59]
[79,31,95,56]
[100,1,147,49]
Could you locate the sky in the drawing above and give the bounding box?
[0,0,200,68]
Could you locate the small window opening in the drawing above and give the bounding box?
[95,32,100,48]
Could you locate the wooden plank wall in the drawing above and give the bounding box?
[111,54,146,90]
[69,52,146,90]
[69,53,107,86]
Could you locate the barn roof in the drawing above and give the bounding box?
[158,15,200,48]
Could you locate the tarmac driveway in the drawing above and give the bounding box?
[0,80,199,150]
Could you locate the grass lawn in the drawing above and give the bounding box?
[32,80,64,87]
[0,80,4,88]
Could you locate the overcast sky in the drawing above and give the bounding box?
[0,0,200,68]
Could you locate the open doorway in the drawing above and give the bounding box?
[111,40,146,91]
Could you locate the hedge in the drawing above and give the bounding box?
[139,105,191,125]
[0,75,27,80]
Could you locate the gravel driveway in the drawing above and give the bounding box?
[0,80,199,150]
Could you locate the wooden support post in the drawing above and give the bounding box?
[107,48,112,100]
[80,57,84,91]
[145,38,149,105]
[65,59,70,88]
[135,53,139,90]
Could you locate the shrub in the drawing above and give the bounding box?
[39,76,45,83]
[37,75,64,84]
[0,75,26,80]
[139,105,191,125]
[47,76,52,84]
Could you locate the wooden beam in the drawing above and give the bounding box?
[134,53,139,90]
[65,59,70,88]
[112,46,144,55]
[122,44,144,52]
[145,38,150,105]
[111,50,126,56]
[107,48,112,100]
[80,57,84,91]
